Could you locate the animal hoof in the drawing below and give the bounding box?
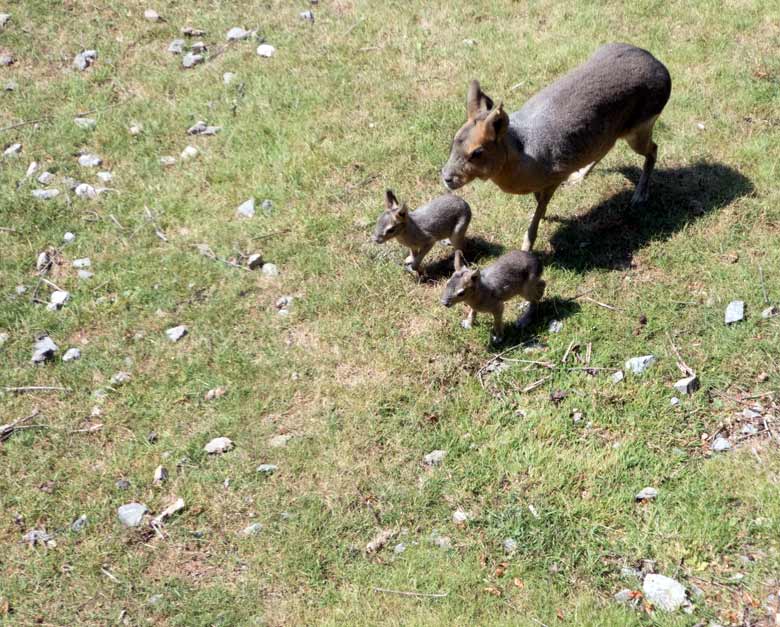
[460,319,473,330]
[630,189,649,207]
[490,334,504,345]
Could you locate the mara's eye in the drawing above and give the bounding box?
[468,147,484,161]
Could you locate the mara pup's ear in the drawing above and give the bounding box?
[467,79,494,120]
[385,189,399,210]
[395,203,409,220]
[468,268,480,283]
[454,250,465,271]
[484,103,509,140]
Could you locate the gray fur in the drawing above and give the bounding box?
[441,250,546,343]
[441,43,671,251]
[372,190,471,273]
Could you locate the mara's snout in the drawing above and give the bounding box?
[441,298,453,308]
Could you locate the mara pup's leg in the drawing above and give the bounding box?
[522,184,559,252]
[461,307,476,330]
[449,215,470,254]
[625,115,659,206]
[490,303,505,344]
[517,278,546,328]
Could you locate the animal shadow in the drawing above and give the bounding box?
[494,296,581,350]
[546,161,753,272]
[422,235,505,283]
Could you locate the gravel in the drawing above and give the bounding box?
[204,436,233,454]
[117,503,148,527]
[711,436,732,452]
[74,117,96,130]
[78,153,102,167]
[226,27,250,41]
[642,574,687,612]
[168,39,184,54]
[423,449,446,466]
[182,53,204,68]
[236,198,255,218]
[165,325,188,342]
[62,348,81,362]
[257,464,278,475]
[635,487,658,501]
[625,355,655,374]
[31,335,58,363]
[256,44,276,57]
[32,188,60,200]
[725,300,745,325]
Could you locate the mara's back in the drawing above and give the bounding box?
[481,251,541,300]
[411,194,470,234]
[510,43,671,173]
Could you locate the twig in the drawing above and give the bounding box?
[666,332,695,377]
[585,342,592,365]
[100,567,121,584]
[758,265,769,305]
[250,228,291,242]
[1,409,41,442]
[0,116,49,133]
[108,214,125,230]
[41,278,65,293]
[0,226,18,233]
[342,18,365,37]
[561,340,578,364]
[4,386,70,393]
[581,295,621,312]
[373,587,447,599]
[195,244,250,272]
[71,423,103,434]
[522,376,551,393]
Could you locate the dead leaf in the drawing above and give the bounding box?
[365,528,395,554]
[495,562,508,577]
[556,608,565,621]
[484,586,502,597]
[513,577,524,590]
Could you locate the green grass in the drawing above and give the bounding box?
[2,1,780,625]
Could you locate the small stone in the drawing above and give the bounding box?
[572,409,583,423]
[642,573,687,612]
[261,199,274,212]
[36,250,51,270]
[71,515,87,532]
[257,463,278,475]
[180,145,198,160]
[256,44,276,58]
[725,300,744,325]
[187,121,221,136]
[75,183,98,198]
[548,319,563,333]
[242,522,263,536]
[226,27,250,41]
[204,436,233,454]
[452,509,471,523]
[670,396,680,406]
[4,142,22,157]
[31,335,58,363]
[0,13,10,28]
[62,348,81,362]
[423,449,446,466]
[247,253,263,269]
[0,52,15,66]
[761,305,779,319]
[117,503,148,527]
[433,535,452,549]
[96,171,113,183]
[143,9,161,21]
[269,434,292,448]
[78,153,102,167]
[32,188,60,200]
[394,543,406,554]
[110,371,131,385]
[614,589,635,604]
[181,26,206,37]
[115,479,131,490]
[0,331,8,345]
[261,263,279,277]
[673,375,699,395]
[711,436,732,452]
[204,386,226,401]
[129,123,143,135]
[25,161,39,176]
[73,50,97,72]
[236,198,255,218]
[190,42,207,54]
[276,295,293,309]
[741,424,758,436]
[147,594,163,606]
[78,270,94,280]
[463,38,477,46]
[15,285,27,295]
[153,466,168,485]
[37,171,55,185]
[620,566,642,580]
[73,257,91,268]
[159,156,176,166]
[223,72,237,85]
[742,408,761,419]
[4,80,16,91]
[23,529,53,545]
[182,53,204,68]
[62,176,79,190]
[299,10,314,22]
[46,290,70,310]
[147,431,158,443]
[63,231,76,243]
[635,487,658,501]
[74,117,96,130]
[625,355,655,374]
[165,325,188,342]
[167,38,185,54]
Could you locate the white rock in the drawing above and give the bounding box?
[75,183,98,198]
[256,44,276,58]
[74,117,96,130]
[642,574,687,612]
[15,285,26,295]
[452,509,472,523]
[614,589,635,604]
[247,253,263,269]
[761,305,779,319]
[32,336,58,363]
[78,153,102,167]
[165,325,188,342]
[393,543,406,554]
[4,143,22,157]
[63,231,76,242]
[38,172,56,185]
[670,396,680,406]
[32,188,60,200]
[47,290,70,310]
[236,198,255,218]
[725,300,744,325]
[159,156,176,166]
[117,502,148,527]
[548,319,563,333]
[242,522,263,536]
[625,355,655,374]
[226,27,250,41]
[187,121,221,136]
[97,171,113,183]
[110,371,131,385]
[741,423,758,436]
[153,466,168,484]
[73,49,98,71]
[635,487,658,501]
[36,250,50,270]
[711,436,731,452]
[503,538,517,554]
[78,269,94,280]
[182,53,204,68]
[25,161,39,176]
[742,407,761,419]
[73,257,91,268]
[257,463,278,475]
[269,434,293,448]
[4,80,16,91]
[180,145,198,160]
[433,535,452,549]
[62,347,81,362]
[191,42,207,54]
[0,332,8,346]
[181,26,206,37]
[204,436,233,454]
[261,263,279,277]
[143,9,161,21]
[423,449,446,466]
[223,72,237,85]
[673,375,699,395]
[300,10,314,22]
[167,39,184,54]
[0,52,15,66]
[0,13,10,28]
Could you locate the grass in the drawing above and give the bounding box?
[1,0,780,625]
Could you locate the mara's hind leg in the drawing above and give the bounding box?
[449,216,470,254]
[625,115,659,206]
[517,278,546,328]
[564,154,608,186]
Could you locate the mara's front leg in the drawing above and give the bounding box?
[490,303,505,344]
[521,184,559,252]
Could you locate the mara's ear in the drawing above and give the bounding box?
[385,189,399,210]
[468,268,481,283]
[467,79,494,120]
[454,250,465,271]
[484,103,509,140]
[395,203,409,220]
